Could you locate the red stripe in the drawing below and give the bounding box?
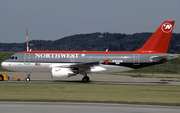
[19,50,160,54]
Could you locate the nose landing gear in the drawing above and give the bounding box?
[26,72,31,81]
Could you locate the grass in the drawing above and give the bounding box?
[0,82,180,106]
[160,79,180,82]
[113,72,180,78]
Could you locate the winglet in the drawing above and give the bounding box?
[103,59,109,65]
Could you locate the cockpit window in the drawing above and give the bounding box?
[10,56,18,60]
[10,56,14,59]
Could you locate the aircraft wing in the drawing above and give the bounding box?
[49,62,100,73]
[62,62,99,68]
[150,55,175,62]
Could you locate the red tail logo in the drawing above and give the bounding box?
[161,23,172,33]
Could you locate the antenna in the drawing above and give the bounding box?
[26,28,29,51]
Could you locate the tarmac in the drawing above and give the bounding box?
[1,71,180,85]
[0,102,180,113]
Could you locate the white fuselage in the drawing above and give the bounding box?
[1,62,134,73]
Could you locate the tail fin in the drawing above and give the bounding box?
[136,20,175,53]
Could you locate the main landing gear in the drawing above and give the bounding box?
[26,72,31,81]
[81,73,90,83]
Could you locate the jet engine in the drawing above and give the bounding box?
[51,67,76,79]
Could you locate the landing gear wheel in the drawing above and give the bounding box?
[26,72,31,82]
[82,76,89,83]
[26,78,30,81]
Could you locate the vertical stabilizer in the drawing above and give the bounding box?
[136,21,175,53]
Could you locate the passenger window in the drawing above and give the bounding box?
[15,57,17,60]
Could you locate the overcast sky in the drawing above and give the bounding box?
[0,0,180,43]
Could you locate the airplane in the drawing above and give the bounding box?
[1,20,178,83]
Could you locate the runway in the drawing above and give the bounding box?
[0,102,180,113]
[1,72,180,85]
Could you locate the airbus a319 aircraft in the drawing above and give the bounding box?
[1,21,178,82]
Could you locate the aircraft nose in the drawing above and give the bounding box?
[1,62,9,69]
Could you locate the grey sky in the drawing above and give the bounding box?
[0,0,180,43]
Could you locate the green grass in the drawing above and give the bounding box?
[160,79,180,82]
[0,82,180,106]
[113,72,180,78]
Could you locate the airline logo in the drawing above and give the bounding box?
[161,23,172,33]
[35,53,80,58]
[81,54,86,57]
[110,60,123,64]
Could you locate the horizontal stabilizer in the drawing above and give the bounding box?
[150,55,175,62]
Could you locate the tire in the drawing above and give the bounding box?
[82,76,89,83]
[0,75,4,81]
[26,78,30,81]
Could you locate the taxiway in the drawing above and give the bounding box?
[1,72,180,85]
[0,102,180,113]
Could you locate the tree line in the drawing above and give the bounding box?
[0,32,180,53]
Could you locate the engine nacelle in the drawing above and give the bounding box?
[51,68,75,79]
